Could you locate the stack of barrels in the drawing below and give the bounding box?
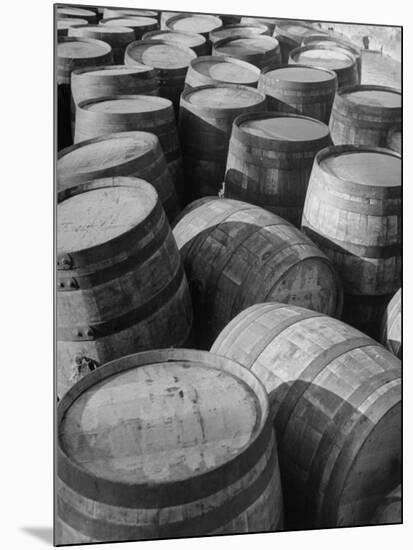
[55,6,402,544]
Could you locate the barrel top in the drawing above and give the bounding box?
[191,56,259,84]
[239,114,329,141]
[215,35,279,55]
[167,13,222,34]
[105,8,158,18]
[58,132,158,174]
[144,29,206,47]
[57,37,111,59]
[126,40,196,69]
[210,23,268,41]
[291,46,354,69]
[341,88,401,108]
[304,38,360,54]
[102,16,158,27]
[57,17,88,30]
[57,6,95,17]
[276,22,319,37]
[70,23,134,35]
[84,95,171,113]
[73,64,153,77]
[264,65,335,82]
[59,359,262,483]
[321,150,401,187]
[185,85,264,109]
[58,182,157,253]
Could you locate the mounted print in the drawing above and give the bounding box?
[54,2,402,546]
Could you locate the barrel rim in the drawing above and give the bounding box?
[189,54,261,77]
[209,22,269,42]
[103,7,159,19]
[275,20,323,40]
[57,6,97,17]
[289,43,356,67]
[165,12,223,34]
[76,94,173,115]
[57,35,113,57]
[180,82,266,113]
[335,84,402,113]
[68,23,136,36]
[260,62,337,92]
[100,15,159,26]
[57,17,89,29]
[124,39,197,70]
[302,35,361,56]
[71,64,157,78]
[142,29,207,47]
[213,33,280,52]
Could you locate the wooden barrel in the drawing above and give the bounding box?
[224,112,332,227]
[57,17,87,37]
[57,131,180,223]
[179,85,267,201]
[301,145,401,338]
[258,64,337,123]
[371,485,402,525]
[56,36,113,150]
[56,180,192,398]
[241,17,279,35]
[209,23,270,44]
[57,6,97,24]
[56,348,283,544]
[211,302,401,529]
[219,14,242,26]
[387,125,402,154]
[160,11,182,29]
[185,56,260,90]
[173,198,342,348]
[165,13,223,39]
[289,45,358,89]
[274,21,326,63]
[381,289,402,359]
[330,85,402,147]
[100,16,159,40]
[302,36,362,84]
[212,35,282,69]
[74,95,184,201]
[103,7,160,21]
[125,40,196,115]
[142,29,209,56]
[68,24,135,64]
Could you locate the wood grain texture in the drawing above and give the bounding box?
[173,197,342,348]
[209,23,270,44]
[57,6,98,24]
[57,36,113,85]
[100,16,159,40]
[211,302,401,530]
[386,125,402,154]
[381,288,401,358]
[165,14,223,39]
[258,64,337,123]
[103,8,160,21]
[57,17,88,37]
[56,179,192,398]
[56,349,283,543]
[274,22,327,63]
[57,131,180,223]
[371,485,401,525]
[330,85,402,147]
[301,145,401,338]
[143,29,209,56]
[68,24,135,64]
[185,56,260,90]
[179,85,267,202]
[224,112,332,226]
[212,36,282,70]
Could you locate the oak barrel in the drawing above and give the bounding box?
[241,17,279,35]
[212,35,282,70]
[289,45,358,89]
[173,197,342,348]
[179,84,267,201]
[219,14,242,26]
[371,485,402,525]
[381,288,402,359]
[209,23,270,44]
[57,17,88,37]
[301,145,401,338]
[68,24,135,64]
[165,13,223,39]
[160,11,182,29]
[57,6,97,24]
[56,348,283,543]
[74,95,184,200]
[56,179,192,398]
[387,125,402,154]
[142,29,209,56]
[211,302,401,529]
[125,40,196,115]
[330,85,402,147]
[103,8,160,21]
[100,16,159,40]
[258,64,337,123]
[224,112,332,226]
[57,131,180,222]
[184,56,260,90]
[274,21,325,63]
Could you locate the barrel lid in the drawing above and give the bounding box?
[58,349,267,484]
[321,149,401,187]
[69,24,135,36]
[303,38,360,56]
[214,35,279,55]
[264,64,335,83]
[57,17,88,30]
[58,181,157,253]
[276,22,320,38]
[239,114,330,142]
[191,56,260,84]
[291,46,354,69]
[184,84,265,109]
[101,16,158,27]
[210,23,268,42]
[126,40,196,69]
[57,36,112,59]
[57,7,95,18]
[73,64,154,77]
[82,95,171,113]
[143,29,206,48]
[104,8,159,18]
[341,87,401,108]
[166,13,223,34]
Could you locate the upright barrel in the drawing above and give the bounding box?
[185,56,260,89]
[56,348,283,543]
[100,16,159,40]
[371,485,402,525]
[68,24,135,64]
[211,302,401,529]
[387,125,402,154]
[173,198,342,348]
[142,29,209,56]
[289,45,358,89]
[57,17,88,37]
[274,21,325,63]
[57,6,98,24]
[241,17,279,34]
[258,64,337,123]
[103,7,159,21]
[56,179,192,398]
[74,96,184,200]
[165,13,223,39]
[179,84,266,201]
[209,23,270,44]
[381,288,402,358]
[224,112,332,226]
[125,40,196,115]
[212,35,282,69]
[160,11,182,29]
[330,85,402,147]
[220,14,242,26]
[301,145,401,338]
[57,131,179,222]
